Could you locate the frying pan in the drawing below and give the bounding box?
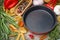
[23,6,56,34]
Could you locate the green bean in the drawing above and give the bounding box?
[2,12,19,28]
[0,18,4,32]
[4,33,9,40]
[2,18,10,34]
[0,4,20,40]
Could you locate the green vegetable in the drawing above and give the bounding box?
[0,0,4,6]
[48,23,60,40]
[0,1,19,40]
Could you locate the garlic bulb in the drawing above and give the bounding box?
[33,0,44,6]
[54,5,60,15]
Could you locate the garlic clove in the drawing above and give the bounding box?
[33,0,44,6]
[54,5,60,15]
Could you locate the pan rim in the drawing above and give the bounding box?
[23,5,57,34]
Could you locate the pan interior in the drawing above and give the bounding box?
[25,9,54,33]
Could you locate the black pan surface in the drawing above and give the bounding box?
[23,6,56,34]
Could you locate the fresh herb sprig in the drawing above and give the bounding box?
[48,23,60,40]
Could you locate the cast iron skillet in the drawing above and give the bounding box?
[23,6,56,34]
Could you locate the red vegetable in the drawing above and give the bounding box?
[29,34,34,39]
[4,0,18,9]
[44,0,57,10]
[44,4,54,10]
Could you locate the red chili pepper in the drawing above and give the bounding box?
[44,0,57,10]
[44,4,54,10]
[29,34,34,39]
[4,0,18,9]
